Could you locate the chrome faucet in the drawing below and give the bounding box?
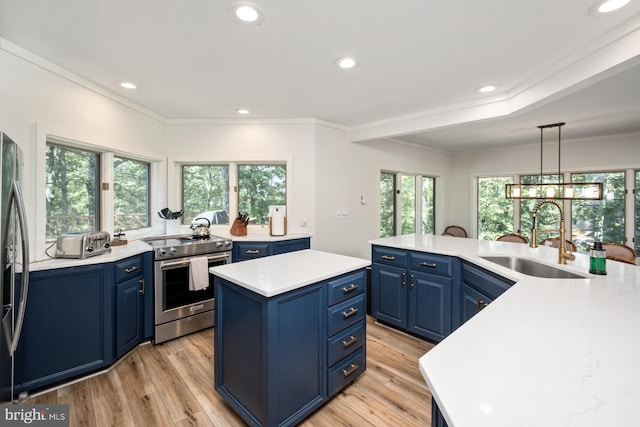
[530,199,576,265]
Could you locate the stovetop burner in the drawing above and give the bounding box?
[142,234,232,259]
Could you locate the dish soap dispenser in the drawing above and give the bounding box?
[589,241,607,275]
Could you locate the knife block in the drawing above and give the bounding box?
[230,219,247,236]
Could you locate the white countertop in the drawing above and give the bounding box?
[209,249,370,297]
[370,234,640,427]
[29,240,152,272]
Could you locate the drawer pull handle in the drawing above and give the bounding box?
[342,284,359,293]
[245,249,260,254]
[342,335,358,348]
[139,279,145,295]
[125,266,140,273]
[342,363,359,377]
[419,262,437,268]
[381,255,395,261]
[477,299,488,312]
[342,307,358,319]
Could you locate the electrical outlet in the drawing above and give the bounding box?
[336,208,349,219]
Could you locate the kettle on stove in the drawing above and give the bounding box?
[190,217,211,238]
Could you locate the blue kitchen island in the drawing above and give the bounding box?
[209,249,370,427]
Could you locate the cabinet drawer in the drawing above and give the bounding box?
[235,242,272,260]
[328,295,365,336]
[462,262,514,300]
[115,255,144,283]
[328,270,365,306]
[328,320,365,367]
[372,246,408,268]
[409,252,452,277]
[328,347,366,397]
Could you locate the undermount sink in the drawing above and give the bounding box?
[480,256,587,279]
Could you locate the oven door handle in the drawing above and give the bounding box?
[159,252,231,270]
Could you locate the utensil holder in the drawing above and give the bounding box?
[230,219,247,236]
[166,219,180,235]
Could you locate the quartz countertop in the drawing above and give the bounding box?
[370,234,640,427]
[209,249,369,297]
[30,240,152,272]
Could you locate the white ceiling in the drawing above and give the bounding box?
[1,0,640,152]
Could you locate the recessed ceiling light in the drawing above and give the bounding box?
[334,57,359,69]
[120,82,137,89]
[477,85,498,93]
[594,0,630,13]
[236,109,251,115]
[229,2,264,24]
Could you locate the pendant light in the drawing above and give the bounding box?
[505,123,603,200]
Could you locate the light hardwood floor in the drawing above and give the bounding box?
[25,316,435,426]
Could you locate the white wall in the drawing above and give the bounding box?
[164,121,317,237]
[314,129,453,259]
[0,47,166,259]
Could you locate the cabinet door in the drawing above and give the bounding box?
[16,264,113,392]
[408,271,451,342]
[461,283,492,325]
[371,264,407,328]
[116,276,144,358]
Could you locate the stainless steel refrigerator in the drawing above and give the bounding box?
[1,132,29,403]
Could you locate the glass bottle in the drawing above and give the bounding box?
[589,241,607,275]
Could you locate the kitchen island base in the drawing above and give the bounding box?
[212,250,369,427]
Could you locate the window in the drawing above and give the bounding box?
[571,171,625,252]
[182,165,230,224]
[475,170,635,252]
[421,176,436,234]
[520,174,562,243]
[379,172,395,237]
[114,156,150,231]
[401,175,416,234]
[477,176,514,240]
[238,164,286,225]
[379,172,435,237]
[45,144,100,240]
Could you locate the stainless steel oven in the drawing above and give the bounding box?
[143,234,232,344]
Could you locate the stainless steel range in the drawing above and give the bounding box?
[143,234,232,344]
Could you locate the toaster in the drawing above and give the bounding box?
[55,231,112,259]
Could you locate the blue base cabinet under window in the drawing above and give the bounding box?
[214,268,366,427]
[15,263,114,396]
[232,237,310,262]
[371,246,458,342]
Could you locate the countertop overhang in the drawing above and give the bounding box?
[370,234,640,427]
[209,249,370,297]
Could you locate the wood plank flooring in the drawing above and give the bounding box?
[25,316,435,426]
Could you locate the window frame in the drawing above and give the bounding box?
[175,159,290,233]
[379,170,436,237]
[35,127,161,259]
[474,169,635,252]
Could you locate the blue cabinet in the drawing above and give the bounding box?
[15,251,153,397]
[214,267,366,426]
[114,252,152,358]
[458,261,514,327]
[232,237,310,262]
[371,246,456,342]
[15,263,114,395]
